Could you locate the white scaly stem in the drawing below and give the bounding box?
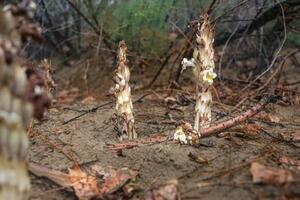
[113,41,136,141]
[193,14,216,132]
[179,14,216,137]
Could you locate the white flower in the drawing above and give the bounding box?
[173,127,188,144]
[202,69,217,85]
[181,58,195,73]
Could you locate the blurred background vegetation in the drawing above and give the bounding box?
[2,0,300,76]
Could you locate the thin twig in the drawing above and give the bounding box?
[63,93,150,125]
[106,95,273,151]
[219,49,299,121]
[62,101,113,125]
[240,2,287,92]
[64,0,114,49]
[106,134,170,151]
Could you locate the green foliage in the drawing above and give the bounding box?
[83,0,205,57]
[288,32,300,46]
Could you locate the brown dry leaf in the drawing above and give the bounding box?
[280,129,300,142]
[55,88,79,104]
[145,180,178,200]
[122,183,141,197]
[254,112,280,123]
[250,162,293,185]
[231,124,261,135]
[49,108,59,113]
[90,164,138,196]
[29,162,72,188]
[291,130,300,142]
[68,166,99,200]
[29,163,99,200]
[279,156,300,171]
[188,152,208,164]
[29,162,138,200]
[99,168,137,195]
[81,95,96,104]
[164,96,177,104]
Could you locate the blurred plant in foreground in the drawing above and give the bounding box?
[0,4,49,199]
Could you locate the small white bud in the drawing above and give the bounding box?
[181,58,196,73]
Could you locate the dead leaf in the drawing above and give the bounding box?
[280,129,300,142]
[250,162,293,185]
[254,112,280,123]
[230,124,261,135]
[49,108,59,113]
[29,162,138,200]
[122,183,141,197]
[28,162,72,188]
[145,180,178,200]
[279,156,300,171]
[99,168,137,195]
[55,88,79,104]
[188,152,208,164]
[90,164,138,196]
[68,166,99,200]
[81,95,96,104]
[164,96,177,105]
[291,130,300,142]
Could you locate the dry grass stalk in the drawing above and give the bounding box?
[112,41,136,141]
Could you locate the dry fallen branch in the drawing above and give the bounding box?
[200,95,273,138]
[106,134,169,151]
[107,95,273,150]
[174,94,273,145]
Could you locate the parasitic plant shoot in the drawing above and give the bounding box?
[0,7,32,199]
[112,41,136,141]
[40,59,56,97]
[175,14,216,144]
[0,5,49,199]
[182,14,216,132]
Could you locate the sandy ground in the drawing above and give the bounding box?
[28,52,300,200]
[28,93,300,199]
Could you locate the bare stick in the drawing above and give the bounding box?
[200,95,272,138]
[240,3,287,92]
[62,93,150,125]
[107,95,273,150]
[106,135,169,151]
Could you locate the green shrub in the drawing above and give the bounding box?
[85,0,205,57]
